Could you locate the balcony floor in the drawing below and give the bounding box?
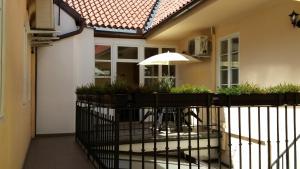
[23,135,94,169]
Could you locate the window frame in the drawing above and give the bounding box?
[94,44,113,84]
[217,33,240,88]
[142,47,177,86]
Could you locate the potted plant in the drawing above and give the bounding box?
[215,83,285,106]
[168,84,212,107]
[267,83,300,105]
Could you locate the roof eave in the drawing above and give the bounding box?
[144,0,209,39]
[94,30,145,39]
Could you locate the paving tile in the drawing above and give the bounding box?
[23,135,94,169]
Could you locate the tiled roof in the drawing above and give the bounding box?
[62,0,195,32]
[150,0,193,28]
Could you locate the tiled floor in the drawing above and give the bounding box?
[23,135,226,169]
[23,135,94,169]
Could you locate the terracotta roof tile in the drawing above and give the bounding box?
[62,0,195,31]
[151,0,193,27]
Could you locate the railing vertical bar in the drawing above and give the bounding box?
[228,105,232,169]
[238,107,242,169]
[154,106,158,169]
[206,106,211,169]
[267,106,271,169]
[114,110,119,169]
[248,106,252,169]
[197,107,200,169]
[142,108,145,169]
[165,107,169,169]
[99,111,103,165]
[104,111,106,167]
[285,105,289,169]
[293,105,297,169]
[217,107,221,169]
[276,106,280,169]
[177,107,181,169]
[258,106,261,169]
[129,108,133,169]
[96,106,99,166]
[109,114,112,169]
[188,107,192,169]
[107,110,110,167]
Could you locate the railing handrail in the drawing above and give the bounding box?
[271,134,300,167]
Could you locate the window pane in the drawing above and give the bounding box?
[95,62,111,76]
[221,54,228,62]
[231,68,239,84]
[170,65,176,77]
[145,47,158,59]
[118,47,138,59]
[221,84,228,88]
[145,65,158,76]
[162,65,176,77]
[95,45,111,60]
[232,38,239,53]
[162,48,175,53]
[221,40,228,55]
[221,70,228,84]
[117,62,139,87]
[232,53,238,62]
[145,78,158,86]
[95,78,111,86]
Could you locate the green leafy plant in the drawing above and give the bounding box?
[170,84,211,94]
[217,83,265,95]
[266,83,300,94]
[158,78,174,93]
[76,83,107,95]
[104,79,131,94]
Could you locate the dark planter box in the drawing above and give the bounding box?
[133,93,212,107]
[132,93,156,107]
[214,94,285,106]
[156,93,212,107]
[101,94,132,107]
[285,93,300,105]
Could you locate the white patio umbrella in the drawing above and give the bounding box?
[138,51,200,76]
[138,51,199,66]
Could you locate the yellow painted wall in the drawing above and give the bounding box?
[215,0,300,87]
[176,29,217,90]
[0,0,34,169]
[173,0,300,89]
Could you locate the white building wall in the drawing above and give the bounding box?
[54,4,78,35]
[36,29,94,134]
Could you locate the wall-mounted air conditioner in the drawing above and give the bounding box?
[188,36,211,58]
[35,0,54,29]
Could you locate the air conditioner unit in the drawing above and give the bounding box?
[35,0,54,29]
[188,36,211,58]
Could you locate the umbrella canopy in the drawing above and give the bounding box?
[138,52,200,65]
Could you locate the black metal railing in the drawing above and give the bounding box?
[75,93,300,169]
[271,134,300,169]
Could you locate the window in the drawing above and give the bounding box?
[0,0,3,118]
[143,47,176,86]
[118,46,138,59]
[95,45,111,85]
[162,48,176,87]
[219,35,239,88]
[144,48,159,85]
